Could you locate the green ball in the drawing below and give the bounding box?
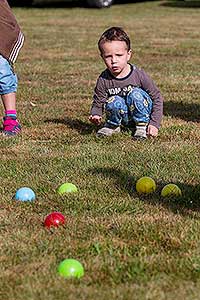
[136,176,156,194]
[57,183,78,195]
[58,259,84,279]
[161,183,182,197]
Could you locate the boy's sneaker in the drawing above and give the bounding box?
[132,124,147,140]
[2,116,21,136]
[97,123,121,137]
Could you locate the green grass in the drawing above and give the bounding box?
[0,1,200,299]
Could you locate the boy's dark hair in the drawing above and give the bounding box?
[98,27,131,53]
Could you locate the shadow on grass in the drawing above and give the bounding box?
[9,0,84,8]
[10,0,140,8]
[90,166,200,215]
[164,101,200,122]
[44,117,96,135]
[161,0,200,8]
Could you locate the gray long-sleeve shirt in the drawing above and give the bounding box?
[90,64,163,129]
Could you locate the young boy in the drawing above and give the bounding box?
[0,0,25,136]
[89,27,163,139]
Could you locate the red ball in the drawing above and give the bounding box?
[44,212,65,228]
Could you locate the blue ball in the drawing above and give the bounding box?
[15,187,36,202]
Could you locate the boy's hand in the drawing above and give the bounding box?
[147,124,158,137]
[89,115,102,125]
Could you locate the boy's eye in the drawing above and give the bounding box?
[104,54,123,58]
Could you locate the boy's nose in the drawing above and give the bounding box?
[112,56,117,63]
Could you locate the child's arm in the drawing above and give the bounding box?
[138,69,163,133]
[89,74,107,125]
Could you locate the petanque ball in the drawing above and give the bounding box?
[15,187,36,202]
[136,176,156,194]
[58,259,84,279]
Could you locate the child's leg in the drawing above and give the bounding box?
[0,55,21,136]
[2,92,16,111]
[97,95,128,137]
[126,87,153,139]
[106,95,129,126]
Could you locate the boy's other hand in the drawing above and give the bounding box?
[89,115,102,125]
[147,124,158,137]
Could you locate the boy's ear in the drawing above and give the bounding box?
[100,53,105,61]
[128,49,132,60]
[128,49,132,55]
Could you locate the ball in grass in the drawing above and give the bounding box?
[58,259,84,279]
[44,212,65,229]
[15,187,36,202]
[161,183,182,197]
[136,176,156,194]
[57,182,78,195]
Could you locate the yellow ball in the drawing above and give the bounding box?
[161,184,182,197]
[136,176,156,194]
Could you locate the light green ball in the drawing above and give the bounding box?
[136,176,156,194]
[58,259,84,279]
[57,183,78,195]
[161,183,182,197]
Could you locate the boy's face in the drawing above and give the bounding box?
[100,40,132,78]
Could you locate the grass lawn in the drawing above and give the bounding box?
[0,1,200,299]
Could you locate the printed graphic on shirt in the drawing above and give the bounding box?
[108,84,133,98]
